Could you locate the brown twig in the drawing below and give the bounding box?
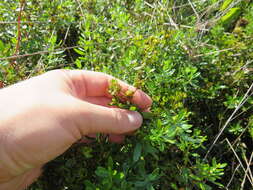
[9,0,26,70]
[14,0,26,56]
[0,45,79,61]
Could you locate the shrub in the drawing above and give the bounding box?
[0,0,252,189]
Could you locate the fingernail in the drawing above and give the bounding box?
[127,111,143,129]
[139,90,153,109]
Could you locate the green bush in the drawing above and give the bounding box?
[0,0,253,189]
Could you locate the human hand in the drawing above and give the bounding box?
[0,70,152,190]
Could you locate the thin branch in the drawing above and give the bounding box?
[0,34,151,61]
[0,21,48,24]
[232,60,253,76]
[193,48,234,58]
[14,0,26,57]
[145,0,208,10]
[0,45,79,61]
[6,0,26,78]
[163,22,209,31]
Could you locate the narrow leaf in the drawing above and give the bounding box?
[133,143,142,162]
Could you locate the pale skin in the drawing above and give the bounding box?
[0,70,152,190]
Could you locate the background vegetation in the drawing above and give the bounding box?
[0,0,253,189]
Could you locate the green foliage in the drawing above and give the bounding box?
[220,0,234,11]
[1,0,253,189]
[220,7,241,27]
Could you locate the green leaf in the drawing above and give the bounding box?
[133,143,142,162]
[74,48,85,55]
[80,147,93,158]
[95,167,108,178]
[220,0,233,11]
[0,40,4,52]
[141,112,155,119]
[85,180,97,190]
[107,157,113,169]
[221,7,241,26]
[75,59,82,69]
[198,182,212,190]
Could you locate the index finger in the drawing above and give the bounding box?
[66,70,152,110]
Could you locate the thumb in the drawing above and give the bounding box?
[73,100,143,135]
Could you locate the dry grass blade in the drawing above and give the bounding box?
[193,48,234,58]
[166,13,193,56]
[225,138,253,187]
[188,0,200,22]
[163,22,209,31]
[232,125,250,147]
[204,83,253,160]
[241,152,253,189]
[75,0,85,17]
[226,164,240,189]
